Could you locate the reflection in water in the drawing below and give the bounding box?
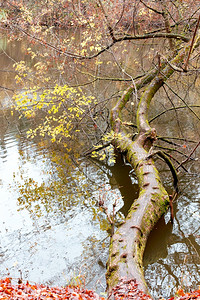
[0,34,117,292]
[144,176,200,299]
[107,154,139,217]
[0,108,112,292]
[144,217,174,267]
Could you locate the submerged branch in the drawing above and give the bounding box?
[146,150,178,193]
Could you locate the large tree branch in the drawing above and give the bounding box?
[106,39,194,299]
[12,23,190,60]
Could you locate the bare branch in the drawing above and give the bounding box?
[146,150,178,192]
[150,105,200,123]
[163,82,200,122]
[177,140,200,170]
[84,141,112,156]
[154,144,193,160]
[140,0,163,15]
[184,14,200,71]
[0,85,14,91]
[13,24,190,61]
[113,0,125,29]
[158,136,197,143]
[97,0,116,42]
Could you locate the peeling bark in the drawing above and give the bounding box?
[106,41,196,298]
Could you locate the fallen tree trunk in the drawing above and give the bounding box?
[106,40,198,298]
[106,132,170,296]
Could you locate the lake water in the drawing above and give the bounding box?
[0,30,200,299]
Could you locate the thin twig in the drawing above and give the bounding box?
[84,141,112,156]
[177,140,200,170]
[0,85,14,91]
[98,0,116,42]
[184,14,200,71]
[150,105,200,123]
[140,0,163,15]
[154,144,193,160]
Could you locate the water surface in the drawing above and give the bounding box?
[0,31,200,299]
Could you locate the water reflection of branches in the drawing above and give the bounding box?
[164,81,200,122]
[145,214,200,297]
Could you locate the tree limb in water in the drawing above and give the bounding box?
[106,39,198,298]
